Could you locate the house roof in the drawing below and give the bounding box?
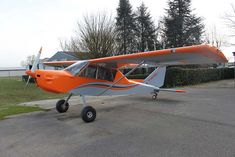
[47,51,79,62]
[60,51,78,58]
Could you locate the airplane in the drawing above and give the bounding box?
[26,45,227,123]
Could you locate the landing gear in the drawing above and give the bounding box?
[55,94,97,122]
[56,94,72,113]
[81,106,96,123]
[56,99,69,113]
[152,94,158,100]
[152,89,159,100]
[80,95,96,123]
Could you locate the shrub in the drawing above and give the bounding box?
[127,67,234,87]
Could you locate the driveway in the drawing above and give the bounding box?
[0,79,235,157]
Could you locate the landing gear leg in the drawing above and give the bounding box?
[152,90,159,100]
[56,93,72,113]
[80,95,96,123]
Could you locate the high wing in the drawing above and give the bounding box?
[43,60,77,67]
[44,45,227,68]
[89,45,227,68]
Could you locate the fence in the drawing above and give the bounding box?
[0,68,26,77]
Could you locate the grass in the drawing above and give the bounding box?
[0,77,65,119]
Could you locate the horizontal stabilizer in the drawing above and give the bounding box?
[158,89,186,93]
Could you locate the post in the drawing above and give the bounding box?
[233,52,235,88]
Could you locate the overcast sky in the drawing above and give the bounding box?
[0,0,234,67]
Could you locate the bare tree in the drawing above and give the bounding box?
[224,4,235,32]
[60,38,80,52]
[204,25,228,48]
[61,13,117,58]
[79,14,117,57]
[224,4,235,45]
[21,55,35,67]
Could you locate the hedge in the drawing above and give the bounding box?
[127,67,234,87]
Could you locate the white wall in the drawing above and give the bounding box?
[0,70,25,77]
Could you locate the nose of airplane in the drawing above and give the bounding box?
[34,70,72,93]
[26,70,36,78]
[35,70,53,81]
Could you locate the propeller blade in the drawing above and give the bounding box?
[25,46,42,88]
[25,76,31,87]
[31,46,42,72]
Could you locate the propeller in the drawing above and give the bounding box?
[25,47,42,87]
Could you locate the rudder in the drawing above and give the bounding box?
[144,67,166,87]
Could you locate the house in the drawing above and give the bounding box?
[40,51,91,70]
[47,51,79,62]
[43,51,79,70]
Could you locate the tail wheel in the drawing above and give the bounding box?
[81,106,96,123]
[56,99,69,113]
[152,94,158,100]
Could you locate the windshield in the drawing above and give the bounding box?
[65,61,89,76]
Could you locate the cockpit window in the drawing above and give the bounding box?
[97,66,115,81]
[65,61,89,76]
[80,64,117,82]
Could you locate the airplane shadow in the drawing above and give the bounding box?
[127,96,184,105]
[55,113,81,121]
[54,96,185,121]
[54,104,127,121]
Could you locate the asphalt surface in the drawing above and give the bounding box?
[0,80,235,157]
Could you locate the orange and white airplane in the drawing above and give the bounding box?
[26,45,227,122]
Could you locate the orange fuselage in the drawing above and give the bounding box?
[26,69,139,94]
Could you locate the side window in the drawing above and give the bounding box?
[97,67,116,82]
[80,65,97,79]
[80,65,117,81]
[112,70,117,80]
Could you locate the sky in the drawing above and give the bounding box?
[0,0,235,67]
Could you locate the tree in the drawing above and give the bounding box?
[60,38,80,52]
[162,0,204,48]
[204,25,228,48]
[224,4,235,32]
[135,3,158,52]
[224,4,235,45]
[61,13,117,58]
[78,14,117,58]
[21,55,35,67]
[116,0,136,54]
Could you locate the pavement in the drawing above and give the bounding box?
[20,95,125,109]
[0,79,235,157]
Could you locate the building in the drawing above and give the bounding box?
[38,51,92,70]
[47,51,79,62]
[42,51,79,70]
[0,67,26,77]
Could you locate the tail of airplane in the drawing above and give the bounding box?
[144,66,166,87]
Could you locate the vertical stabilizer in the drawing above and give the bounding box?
[144,67,166,87]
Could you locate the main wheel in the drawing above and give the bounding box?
[56,99,69,113]
[81,106,96,123]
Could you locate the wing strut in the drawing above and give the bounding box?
[98,61,145,96]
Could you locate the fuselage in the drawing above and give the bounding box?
[26,68,143,95]
[26,62,167,96]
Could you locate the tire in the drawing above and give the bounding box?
[56,99,69,113]
[152,94,157,100]
[81,106,96,123]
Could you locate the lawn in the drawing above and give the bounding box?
[0,77,65,119]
